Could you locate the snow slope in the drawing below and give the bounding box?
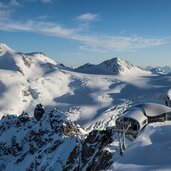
[0,44,71,116]
[75,57,150,76]
[112,121,171,171]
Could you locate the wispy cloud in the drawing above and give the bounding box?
[0,2,7,8]
[0,1,20,19]
[75,13,100,31]
[36,15,49,20]
[40,0,53,3]
[0,20,74,37]
[76,13,98,22]
[0,16,167,52]
[0,10,10,18]
[74,35,166,52]
[0,3,10,19]
[10,0,20,6]
[0,2,167,53]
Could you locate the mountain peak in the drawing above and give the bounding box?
[100,57,134,74]
[101,57,123,64]
[0,43,14,54]
[102,57,129,64]
[107,57,120,61]
[75,57,148,76]
[0,44,59,76]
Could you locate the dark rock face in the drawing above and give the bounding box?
[0,108,116,171]
[0,108,83,171]
[22,55,32,68]
[65,129,114,171]
[34,104,45,121]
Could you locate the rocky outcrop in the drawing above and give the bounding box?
[0,107,86,171]
[0,107,116,171]
[65,128,114,171]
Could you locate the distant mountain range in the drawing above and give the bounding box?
[74,57,171,75]
[145,66,171,74]
[75,57,149,76]
[1,43,171,76]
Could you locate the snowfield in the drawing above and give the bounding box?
[112,122,171,171]
[1,43,171,170]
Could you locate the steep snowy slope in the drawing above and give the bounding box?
[0,44,16,71]
[0,44,71,116]
[0,43,57,76]
[75,57,150,76]
[112,121,171,171]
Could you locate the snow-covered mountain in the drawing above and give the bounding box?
[75,57,149,76]
[146,65,171,74]
[0,43,170,127]
[150,67,167,75]
[0,43,57,75]
[162,66,171,73]
[0,43,70,117]
[1,44,171,170]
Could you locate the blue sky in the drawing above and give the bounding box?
[0,0,171,67]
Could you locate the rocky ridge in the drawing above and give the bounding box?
[0,107,117,171]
